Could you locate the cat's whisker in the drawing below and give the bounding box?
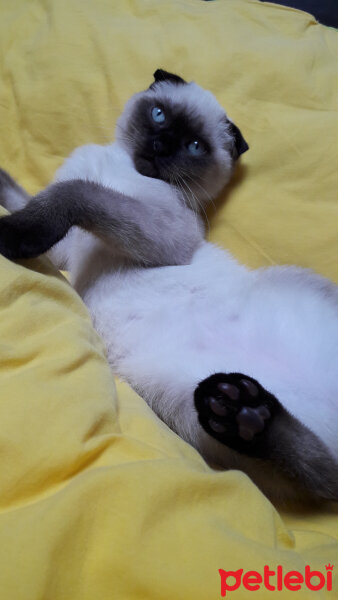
[175,167,214,206]
[126,123,144,138]
[183,172,216,212]
[178,174,199,212]
[115,127,136,144]
[117,133,134,145]
[183,181,198,213]
[180,176,210,233]
[170,172,185,204]
[176,174,195,215]
[115,123,133,139]
[173,174,187,206]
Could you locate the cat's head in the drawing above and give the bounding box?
[116,69,248,210]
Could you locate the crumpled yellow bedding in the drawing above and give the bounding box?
[0,0,337,598]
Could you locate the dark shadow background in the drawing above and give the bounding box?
[204,0,338,29]
[260,0,338,28]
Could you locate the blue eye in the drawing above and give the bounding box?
[151,107,165,123]
[187,140,205,156]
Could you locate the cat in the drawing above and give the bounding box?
[0,69,337,504]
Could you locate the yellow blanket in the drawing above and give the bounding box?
[0,1,337,598]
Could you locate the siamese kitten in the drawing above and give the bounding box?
[0,69,337,503]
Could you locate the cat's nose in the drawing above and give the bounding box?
[152,134,175,156]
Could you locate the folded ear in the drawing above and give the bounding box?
[228,121,249,158]
[227,121,249,158]
[152,69,186,85]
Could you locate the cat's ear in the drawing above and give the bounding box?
[152,69,186,86]
[227,120,249,158]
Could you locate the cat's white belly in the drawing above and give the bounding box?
[83,241,338,454]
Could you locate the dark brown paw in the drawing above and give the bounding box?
[0,215,42,259]
[194,372,281,456]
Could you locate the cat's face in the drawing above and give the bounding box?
[116,70,248,209]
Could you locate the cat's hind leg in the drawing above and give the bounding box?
[195,372,338,502]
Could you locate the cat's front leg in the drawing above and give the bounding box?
[194,372,338,502]
[0,177,203,266]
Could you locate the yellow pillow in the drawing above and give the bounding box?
[0,1,337,598]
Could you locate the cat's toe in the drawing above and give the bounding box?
[217,382,240,402]
[209,395,228,416]
[239,378,259,397]
[236,405,270,441]
[208,418,228,434]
